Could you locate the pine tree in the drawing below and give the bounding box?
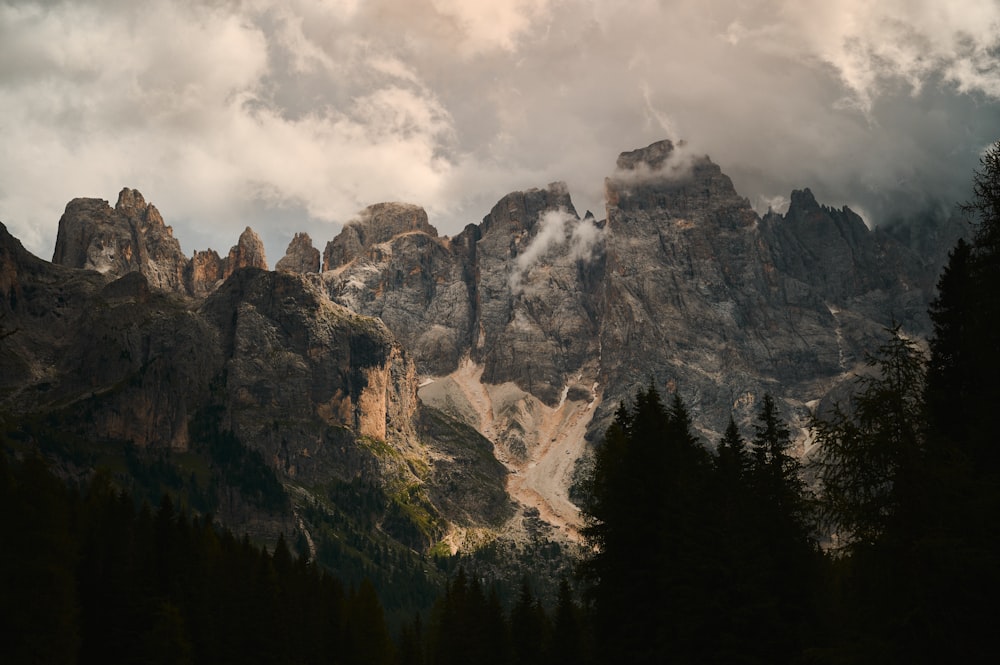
[715,416,750,483]
[812,326,926,548]
[925,238,974,447]
[751,394,810,534]
[550,577,587,665]
[582,386,721,663]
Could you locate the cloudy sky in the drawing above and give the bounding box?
[2,0,999,260]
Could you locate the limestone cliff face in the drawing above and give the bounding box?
[4,142,958,549]
[185,249,226,298]
[324,184,603,406]
[225,227,268,278]
[590,141,947,442]
[276,232,320,274]
[760,189,931,333]
[323,202,437,270]
[471,182,602,407]
[52,188,271,299]
[322,207,476,377]
[3,223,219,450]
[52,188,188,292]
[321,183,605,470]
[596,142,845,437]
[1,221,108,399]
[3,213,511,548]
[320,140,948,458]
[201,268,419,483]
[63,275,221,451]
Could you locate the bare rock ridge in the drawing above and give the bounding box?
[323,202,437,270]
[321,140,952,486]
[52,187,188,292]
[41,148,952,445]
[52,188,270,298]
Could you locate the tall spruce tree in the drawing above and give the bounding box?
[716,416,750,484]
[925,238,974,447]
[811,326,926,549]
[751,394,811,535]
[583,386,718,664]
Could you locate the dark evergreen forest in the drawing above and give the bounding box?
[2,143,999,664]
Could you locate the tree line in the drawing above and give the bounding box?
[0,454,395,665]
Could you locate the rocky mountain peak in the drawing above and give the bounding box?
[605,141,751,222]
[276,232,320,274]
[225,227,268,276]
[615,138,680,171]
[51,188,187,292]
[788,187,821,213]
[114,187,173,236]
[115,187,148,216]
[480,182,576,239]
[324,202,436,270]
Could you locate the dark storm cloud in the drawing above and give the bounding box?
[1,0,998,258]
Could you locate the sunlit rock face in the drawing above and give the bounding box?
[198,267,420,482]
[323,202,437,270]
[320,205,474,377]
[224,227,268,278]
[185,248,226,298]
[310,140,952,544]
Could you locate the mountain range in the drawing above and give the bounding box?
[0,139,962,576]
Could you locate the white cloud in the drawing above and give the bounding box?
[0,0,997,261]
[429,0,552,54]
[509,208,604,294]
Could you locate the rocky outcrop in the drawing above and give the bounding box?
[52,187,188,292]
[591,140,953,441]
[323,202,437,270]
[276,232,320,274]
[51,187,275,299]
[2,216,518,552]
[761,188,885,300]
[596,142,842,437]
[321,207,475,377]
[200,267,418,482]
[1,221,108,401]
[759,189,932,333]
[185,249,226,298]
[471,182,602,407]
[224,227,268,277]
[4,223,218,449]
